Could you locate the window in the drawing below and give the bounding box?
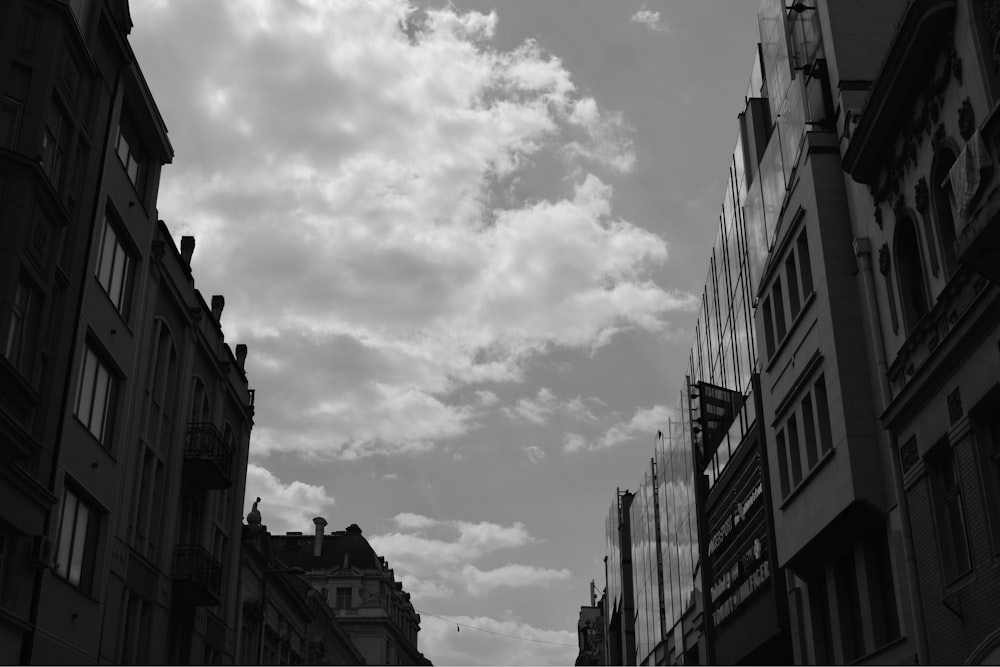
[69,0,90,26]
[0,64,30,149]
[74,345,117,445]
[777,373,834,499]
[980,410,1000,555]
[41,99,72,191]
[929,444,972,581]
[931,148,959,277]
[115,114,145,190]
[336,587,352,609]
[787,414,803,487]
[4,274,41,378]
[145,323,177,446]
[772,278,787,341]
[776,428,790,497]
[785,253,801,319]
[797,231,814,296]
[130,448,164,560]
[895,216,929,332]
[55,486,98,589]
[762,296,776,357]
[96,213,133,316]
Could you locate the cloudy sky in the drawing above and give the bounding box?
[130,1,760,664]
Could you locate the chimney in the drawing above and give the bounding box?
[211,294,225,321]
[235,344,248,371]
[180,235,195,266]
[313,517,328,558]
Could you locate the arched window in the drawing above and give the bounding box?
[931,146,959,277]
[190,377,211,424]
[895,216,930,332]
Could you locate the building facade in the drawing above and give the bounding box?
[597,0,1000,664]
[842,0,1000,663]
[267,519,432,666]
[237,506,367,666]
[0,1,255,663]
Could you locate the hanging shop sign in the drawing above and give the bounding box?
[707,454,771,629]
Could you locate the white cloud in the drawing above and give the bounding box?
[394,512,440,531]
[504,388,602,425]
[523,445,546,464]
[459,563,571,596]
[132,0,694,460]
[563,404,674,452]
[475,390,499,406]
[631,7,668,32]
[244,464,335,534]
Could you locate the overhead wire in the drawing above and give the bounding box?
[415,610,578,647]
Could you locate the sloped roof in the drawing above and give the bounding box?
[271,524,383,572]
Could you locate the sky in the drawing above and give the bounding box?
[129,1,762,664]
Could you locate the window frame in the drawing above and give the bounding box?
[927,441,973,584]
[55,485,99,590]
[74,343,119,447]
[95,211,135,318]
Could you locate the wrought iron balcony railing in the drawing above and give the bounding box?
[183,422,233,489]
[172,544,222,606]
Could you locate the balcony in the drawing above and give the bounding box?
[172,545,222,606]
[183,422,233,489]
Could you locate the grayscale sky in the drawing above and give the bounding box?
[129,1,761,664]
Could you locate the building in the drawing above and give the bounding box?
[596,0,1000,664]
[237,502,366,665]
[267,518,433,666]
[0,1,254,662]
[841,0,1000,663]
[575,583,605,667]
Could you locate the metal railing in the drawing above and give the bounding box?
[184,422,233,487]
[173,544,222,604]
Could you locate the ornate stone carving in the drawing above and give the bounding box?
[932,123,946,150]
[959,97,975,140]
[915,177,929,212]
[947,387,963,424]
[878,244,891,276]
[899,438,918,473]
[874,206,883,228]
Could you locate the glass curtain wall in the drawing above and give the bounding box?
[607,1,824,658]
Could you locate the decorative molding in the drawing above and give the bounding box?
[958,97,975,140]
[899,438,918,473]
[947,386,963,424]
[874,205,883,228]
[915,177,929,212]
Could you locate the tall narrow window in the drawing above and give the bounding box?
[785,253,801,319]
[787,414,803,487]
[797,231,814,296]
[41,99,72,191]
[336,587,352,609]
[4,275,40,379]
[96,214,133,316]
[895,217,929,332]
[930,444,972,581]
[74,345,117,445]
[0,64,30,149]
[776,429,790,497]
[762,297,776,357]
[982,411,1000,555]
[115,113,146,191]
[801,393,818,469]
[772,278,787,341]
[55,486,97,589]
[814,375,833,454]
[931,147,959,277]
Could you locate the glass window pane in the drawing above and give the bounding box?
[56,491,77,577]
[110,245,127,308]
[76,349,97,420]
[69,503,89,585]
[98,221,116,288]
[89,364,109,440]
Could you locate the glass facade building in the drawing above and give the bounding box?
[602,1,825,663]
